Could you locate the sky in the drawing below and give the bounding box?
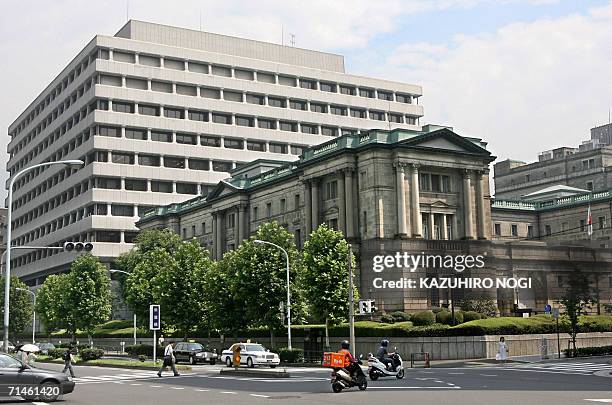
[1,0,611,199]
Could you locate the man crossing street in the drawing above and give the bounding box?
[157,341,180,377]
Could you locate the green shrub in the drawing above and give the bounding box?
[126,344,163,357]
[80,348,105,361]
[380,314,395,324]
[278,347,304,363]
[412,311,436,326]
[138,355,147,362]
[458,293,497,316]
[454,311,465,324]
[436,310,452,325]
[47,348,66,359]
[431,307,445,314]
[389,311,411,322]
[463,311,483,322]
[563,345,612,357]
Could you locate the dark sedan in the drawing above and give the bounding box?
[173,342,217,365]
[0,354,74,401]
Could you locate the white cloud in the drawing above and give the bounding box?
[375,2,612,178]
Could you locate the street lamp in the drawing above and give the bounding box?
[109,269,137,346]
[253,240,292,350]
[16,288,35,344]
[3,159,84,353]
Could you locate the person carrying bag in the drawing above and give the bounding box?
[157,341,180,377]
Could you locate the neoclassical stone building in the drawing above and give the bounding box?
[138,126,612,313]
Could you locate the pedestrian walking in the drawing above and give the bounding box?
[496,336,509,365]
[62,344,77,377]
[157,341,180,377]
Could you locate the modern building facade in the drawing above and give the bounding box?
[6,20,424,285]
[138,126,612,314]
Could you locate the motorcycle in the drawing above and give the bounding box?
[330,355,367,393]
[367,349,405,380]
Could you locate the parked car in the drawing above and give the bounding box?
[0,353,74,401]
[37,343,56,355]
[173,342,217,365]
[221,343,280,368]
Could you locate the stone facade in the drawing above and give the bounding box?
[139,126,612,314]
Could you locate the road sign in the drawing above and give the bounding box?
[358,299,377,314]
[544,304,552,314]
[552,308,559,319]
[149,304,160,330]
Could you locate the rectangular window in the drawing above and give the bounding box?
[321,126,338,137]
[247,141,265,152]
[257,72,275,83]
[125,179,147,191]
[406,116,417,125]
[388,113,403,123]
[96,204,108,215]
[511,224,518,236]
[138,104,159,116]
[176,84,196,96]
[138,154,160,167]
[95,177,121,189]
[164,157,185,169]
[235,116,254,127]
[301,124,318,134]
[125,128,146,140]
[299,79,317,90]
[151,81,172,93]
[176,133,197,145]
[294,194,300,210]
[188,159,209,171]
[266,202,272,217]
[96,231,121,243]
[211,65,231,77]
[268,97,286,108]
[150,131,172,142]
[327,218,338,231]
[599,216,606,229]
[112,101,135,113]
[350,108,366,119]
[326,181,338,200]
[212,161,232,172]
[235,69,254,80]
[278,75,296,86]
[527,225,534,238]
[212,113,232,124]
[586,181,594,191]
[151,181,172,193]
[125,231,139,243]
[201,135,221,147]
[545,225,552,236]
[431,174,441,192]
[98,125,120,137]
[419,173,431,191]
[340,85,356,95]
[320,82,337,92]
[396,93,412,103]
[359,88,375,98]
[223,91,243,102]
[112,152,134,165]
[494,223,501,236]
[280,121,298,132]
[310,103,327,113]
[188,62,208,73]
[258,119,276,130]
[330,105,347,116]
[253,207,259,220]
[111,204,134,217]
[289,99,307,110]
[369,110,385,121]
[176,183,198,194]
[225,138,244,149]
[378,91,393,101]
[441,176,451,192]
[201,87,220,99]
[164,58,184,70]
[580,219,586,232]
[164,107,184,119]
[188,110,208,122]
[291,145,304,155]
[140,54,161,67]
[246,94,265,105]
[269,143,287,154]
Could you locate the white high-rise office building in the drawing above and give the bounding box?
[6,20,423,285]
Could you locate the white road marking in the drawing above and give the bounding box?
[149,385,162,388]
[585,400,612,403]
[171,387,185,390]
[448,372,464,375]
[221,391,238,394]
[195,389,210,392]
[32,402,50,405]
[251,394,271,398]
[369,386,461,389]
[130,383,142,386]
[480,374,498,377]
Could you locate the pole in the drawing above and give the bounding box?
[153,329,157,364]
[133,313,137,346]
[285,250,292,351]
[556,316,561,359]
[348,244,355,354]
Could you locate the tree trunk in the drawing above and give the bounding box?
[270,328,276,350]
[324,318,330,350]
[87,333,93,348]
[572,332,577,358]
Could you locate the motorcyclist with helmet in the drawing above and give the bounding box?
[338,340,359,376]
[376,339,396,371]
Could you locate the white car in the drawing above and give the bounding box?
[221,343,280,368]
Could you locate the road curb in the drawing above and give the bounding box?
[219,368,290,378]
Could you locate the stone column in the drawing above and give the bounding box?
[311,179,319,230]
[475,171,487,239]
[344,170,355,238]
[212,213,218,259]
[409,164,422,237]
[337,172,346,235]
[395,163,408,237]
[304,180,312,235]
[441,214,448,240]
[463,170,475,239]
[429,212,435,239]
[236,206,242,243]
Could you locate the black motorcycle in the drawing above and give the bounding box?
[330,356,367,393]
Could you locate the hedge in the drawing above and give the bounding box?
[436,310,464,325]
[463,311,483,322]
[278,347,304,363]
[412,311,436,326]
[125,344,164,357]
[80,348,105,361]
[563,345,612,357]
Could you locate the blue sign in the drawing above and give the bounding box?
[544,304,552,314]
[149,304,160,330]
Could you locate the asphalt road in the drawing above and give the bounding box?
[7,357,612,405]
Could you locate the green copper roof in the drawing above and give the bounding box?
[492,189,612,212]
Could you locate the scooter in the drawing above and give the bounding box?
[330,355,368,393]
[367,349,405,380]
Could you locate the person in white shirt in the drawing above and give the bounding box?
[157,341,180,377]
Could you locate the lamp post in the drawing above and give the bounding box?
[109,269,137,345]
[3,159,84,353]
[15,288,35,344]
[253,240,292,350]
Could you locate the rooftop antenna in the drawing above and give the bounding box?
[290,34,296,47]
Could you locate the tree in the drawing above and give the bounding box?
[66,254,112,345]
[0,276,34,339]
[458,293,497,316]
[153,239,213,337]
[560,269,598,357]
[300,224,357,348]
[116,229,182,274]
[36,274,74,334]
[231,222,303,348]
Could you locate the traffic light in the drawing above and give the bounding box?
[358,299,377,314]
[63,241,94,252]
